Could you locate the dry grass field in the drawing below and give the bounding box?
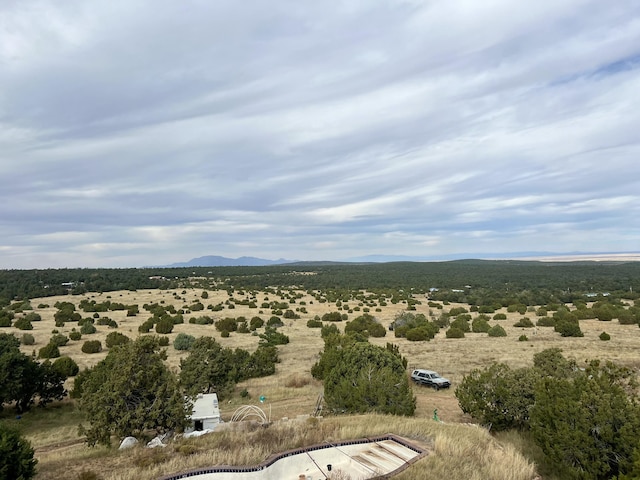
[5,286,640,479]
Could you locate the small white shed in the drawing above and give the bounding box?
[187,393,221,432]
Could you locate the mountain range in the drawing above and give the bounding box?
[163,251,640,267]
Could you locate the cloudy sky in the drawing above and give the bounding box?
[1,1,639,268]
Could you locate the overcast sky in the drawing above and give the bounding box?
[1,1,639,269]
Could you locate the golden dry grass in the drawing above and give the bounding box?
[6,286,640,479]
[33,414,536,480]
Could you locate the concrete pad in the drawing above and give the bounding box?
[160,435,426,480]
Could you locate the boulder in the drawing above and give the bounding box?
[118,437,138,450]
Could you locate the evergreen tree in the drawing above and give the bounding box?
[78,336,188,446]
[323,341,415,416]
[0,424,37,480]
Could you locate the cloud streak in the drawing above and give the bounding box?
[1,0,639,268]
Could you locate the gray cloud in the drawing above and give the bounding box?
[1,0,639,268]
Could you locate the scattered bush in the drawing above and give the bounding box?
[69,331,82,341]
[488,325,507,337]
[471,317,490,333]
[446,327,465,338]
[493,313,507,320]
[50,333,69,347]
[38,342,60,359]
[173,333,196,351]
[518,334,528,342]
[215,317,237,332]
[450,317,471,333]
[80,322,97,335]
[259,326,289,346]
[155,318,174,334]
[321,311,343,322]
[158,336,170,346]
[81,340,102,354]
[513,317,534,328]
[13,317,33,330]
[52,356,80,377]
[105,332,130,348]
[21,333,35,345]
[267,316,283,327]
[599,332,611,341]
[554,318,583,337]
[24,312,41,322]
[189,315,213,325]
[536,317,556,327]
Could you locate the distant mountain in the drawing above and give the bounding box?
[166,255,295,267]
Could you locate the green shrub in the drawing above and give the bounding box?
[13,317,33,330]
[513,317,534,328]
[321,311,343,322]
[405,326,432,341]
[21,333,35,345]
[554,318,583,337]
[321,323,340,338]
[215,317,237,332]
[450,317,470,332]
[472,317,490,333]
[38,342,60,359]
[96,317,118,328]
[105,331,130,348]
[446,327,465,338]
[0,424,37,480]
[138,319,154,333]
[24,312,41,322]
[493,313,507,320]
[488,325,507,337]
[155,318,174,334]
[50,333,69,346]
[80,322,97,335]
[53,356,80,377]
[599,331,611,341]
[259,326,289,346]
[81,340,102,354]
[456,363,535,431]
[267,316,283,327]
[518,334,528,342]
[307,319,323,328]
[158,336,170,346]
[173,333,196,351]
[189,315,213,325]
[236,321,250,333]
[536,316,556,327]
[69,331,82,341]
[220,330,230,338]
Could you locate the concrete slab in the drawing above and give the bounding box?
[159,435,426,480]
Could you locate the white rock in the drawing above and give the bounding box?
[183,429,214,438]
[118,437,138,450]
[146,437,167,448]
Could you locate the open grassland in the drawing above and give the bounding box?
[5,286,640,479]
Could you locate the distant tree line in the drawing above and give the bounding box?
[1,261,639,307]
